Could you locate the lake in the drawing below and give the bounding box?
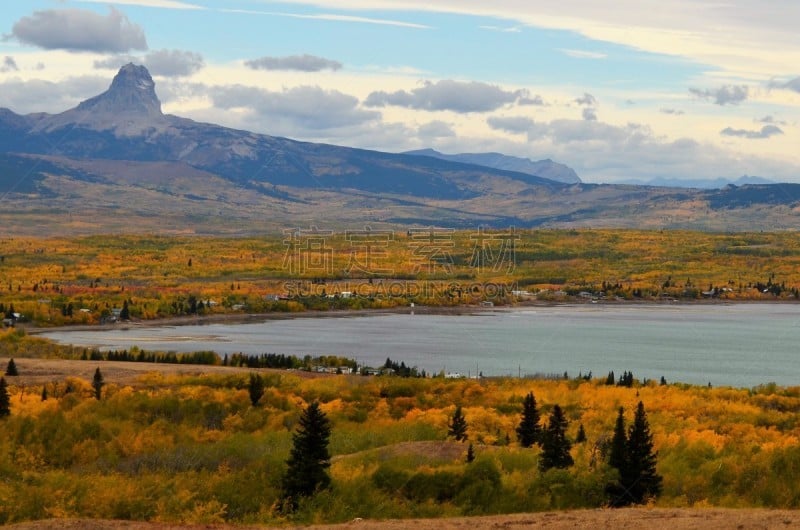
[40,303,800,388]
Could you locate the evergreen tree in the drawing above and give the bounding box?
[466,443,475,463]
[539,404,573,471]
[607,403,663,506]
[5,358,18,376]
[448,405,468,442]
[119,300,130,321]
[92,367,104,400]
[516,391,542,448]
[609,407,627,472]
[626,401,662,504]
[0,377,10,417]
[606,406,631,506]
[41,384,48,401]
[575,423,587,443]
[281,402,332,509]
[248,373,265,406]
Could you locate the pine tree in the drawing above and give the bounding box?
[516,391,542,448]
[92,367,104,400]
[609,407,627,472]
[5,358,18,376]
[448,405,468,442]
[281,402,332,509]
[606,406,631,506]
[575,423,587,443]
[119,300,130,320]
[0,377,10,417]
[539,404,573,471]
[248,373,265,406]
[466,443,475,463]
[626,401,662,504]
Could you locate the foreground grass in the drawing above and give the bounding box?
[1,359,799,525]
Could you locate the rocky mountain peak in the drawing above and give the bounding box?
[77,63,162,117]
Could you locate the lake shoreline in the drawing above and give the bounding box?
[25,297,797,336]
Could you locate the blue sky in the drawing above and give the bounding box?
[1,0,799,183]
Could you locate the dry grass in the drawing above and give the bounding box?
[3,358,327,388]
[6,509,800,530]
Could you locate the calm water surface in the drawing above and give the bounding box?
[41,304,800,388]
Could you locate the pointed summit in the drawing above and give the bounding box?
[33,63,167,136]
[78,63,162,117]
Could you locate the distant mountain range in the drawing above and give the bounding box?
[404,149,581,184]
[618,175,775,189]
[1,64,799,236]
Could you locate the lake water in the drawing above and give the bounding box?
[40,304,800,388]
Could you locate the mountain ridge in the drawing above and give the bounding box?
[404,148,581,184]
[0,64,568,201]
[1,64,800,236]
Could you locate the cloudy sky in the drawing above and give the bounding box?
[1,0,799,183]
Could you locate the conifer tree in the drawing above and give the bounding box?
[41,384,48,401]
[466,443,475,463]
[5,358,18,376]
[92,367,104,400]
[448,405,468,442]
[539,404,573,471]
[281,402,332,509]
[606,406,631,506]
[516,391,542,448]
[248,373,265,406]
[609,407,627,472]
[607,403,662,506]
[0,377,10,417]
[119,300,130,321]
[575,423,587,443]
[626,401,662,504]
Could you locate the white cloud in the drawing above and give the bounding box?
[689,85,748,105]
[558,48,607,59]
[94,50,204,76]
[209,84,380,131]
[219,9,430,29]
[418,120,455,138]
[574,93,596,106]
[486,116,535,134]
[720,125,783,139]
[0,75,109,113]
[365,80,530,113]
[0,56,19,73]
[9,8,147,53]
[245,55,342,72]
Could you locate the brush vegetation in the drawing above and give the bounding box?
[0,360,799,525]
[2,229,800,326]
